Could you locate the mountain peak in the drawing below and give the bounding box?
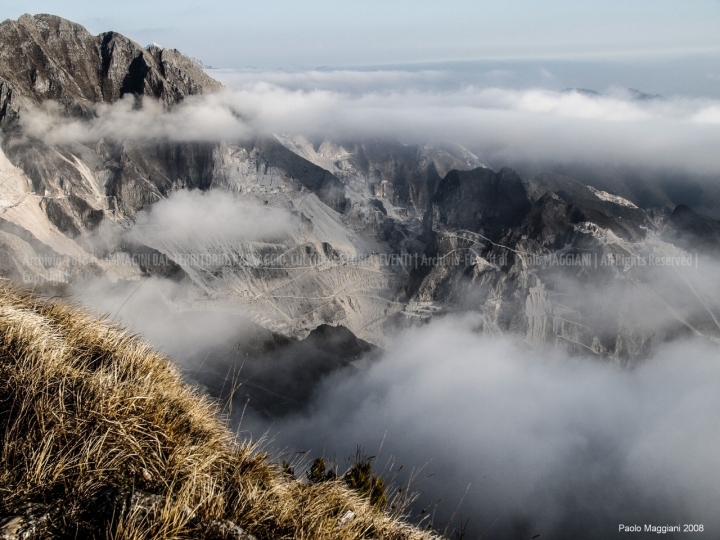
[0,13,223,126]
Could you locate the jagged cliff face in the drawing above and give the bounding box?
[274,135,487,219]
[0,13,231,280]
[414,168,720,362]
[0,13,222,125]
[0,15,406,346]
[1,14,719,363]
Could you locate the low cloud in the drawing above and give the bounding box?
[74,276,252,364]
[263,315,720,539]
[72,189,300,365]
[211,68,449,94]
[22,94,253,143]
[33,69,720,539]
[129,189,299,246]
[61,191,720,539]
[20,70,720,173]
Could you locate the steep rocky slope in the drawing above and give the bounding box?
[0,284,433,540]
[275,135,487,217]
[0,13,719,376]
[0,13,222,125]
[411,169,720,362]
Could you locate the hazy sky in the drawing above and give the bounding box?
[2,0,720,69]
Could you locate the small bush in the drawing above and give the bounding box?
[344,453,388,510]
[305,451,388,510]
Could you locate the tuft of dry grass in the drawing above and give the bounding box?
[0,283,439,540]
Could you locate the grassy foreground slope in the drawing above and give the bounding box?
[0,284,436,540]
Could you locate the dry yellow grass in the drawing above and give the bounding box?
[0,283,439,540]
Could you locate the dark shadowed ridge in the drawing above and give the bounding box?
[665,204,720,255]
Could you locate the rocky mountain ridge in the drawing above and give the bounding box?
[1,14,719,382]
[0,13,222,127]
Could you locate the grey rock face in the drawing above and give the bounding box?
[411,168,720,363]
[1,13,719,372]
[0,13,223,126]
[665,203,720,255]
[0,505,50,540]
[204,520,258,540]
[429,167,532,237]
[275,135,487,218]
[0,516,31,540]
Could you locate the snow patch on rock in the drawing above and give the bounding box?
[588,186,638,208]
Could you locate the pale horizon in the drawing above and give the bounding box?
[2,0,719,70]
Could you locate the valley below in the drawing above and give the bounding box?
[1,13,720,540]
